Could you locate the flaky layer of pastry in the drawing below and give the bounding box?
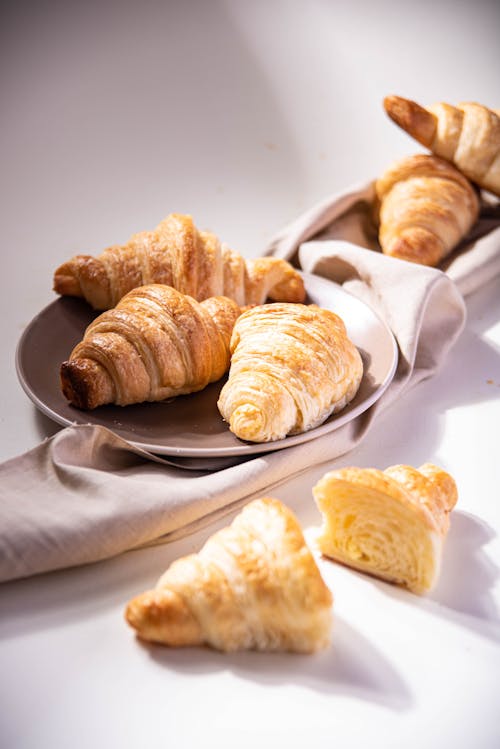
[375,154,479,266]
[313,464,458,594]
[217,303,363,442]
[53,213,305,310]
[125,497,333,653]
[60,284,241,409]
[384,95,500,196]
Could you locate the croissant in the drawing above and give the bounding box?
[53,212,305,310]
[375,153,479,266]
[384,95,500,196]
[125,497,333,653]
[60,284,241,409]
[217,303,363,442]
[313,463,458,594]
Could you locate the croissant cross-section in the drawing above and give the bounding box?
[60,284,241,409]
[125,497,333,653]
[53,213,305,309]
[313,463,458,594]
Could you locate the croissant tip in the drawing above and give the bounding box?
[383,94,405,109]
[60,360,88,409]
[383,94,436,147]
[53,270,82,298]
[60,359,111,410]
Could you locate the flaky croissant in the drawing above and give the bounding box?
[375,154,479,266]
[313,463,458,594]
[125,497,333,653]
[60,284,241,409]
[384,95,500,196]
[53,212,305,310]
[217,303,363,442]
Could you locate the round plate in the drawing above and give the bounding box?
[16,274,398,457]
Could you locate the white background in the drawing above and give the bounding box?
[1,1,499,747]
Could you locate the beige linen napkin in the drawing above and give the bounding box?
[1,183,498,583]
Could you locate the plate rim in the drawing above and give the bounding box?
[15,273,398,457]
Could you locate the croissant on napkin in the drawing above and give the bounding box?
[384,95,500,196]
[60,284,241,409]
[374,153,480,266]
[313,463,458,594]
[125,497,333,653]
[217,302,363,442]
[54,212,305,310]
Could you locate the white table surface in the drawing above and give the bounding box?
[1,1,500,747]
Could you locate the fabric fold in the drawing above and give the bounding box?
[1,178,499,583]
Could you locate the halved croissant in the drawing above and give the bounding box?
[53,213,305,310]
[125,497,333,653]
[313,463,458,594]
[217,303,363,442]
[384,95,500,196]
[60,284,241,409]
[375,153,479,266]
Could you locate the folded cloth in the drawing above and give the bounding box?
[267,180,500,298]
[1,182,499,583]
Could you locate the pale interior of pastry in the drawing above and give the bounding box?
[313,464,457,595]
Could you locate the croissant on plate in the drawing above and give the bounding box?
[60,284,241,409]
[313,463,458,594]
[217,303,363,442]
[383,95,500,196]
[53,212,306,310]
[375,153,480,266]
[125,497,333,653]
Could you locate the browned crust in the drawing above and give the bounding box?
[384,95,437,148]
[53,259,83,297]
[268,272,306,303]
[54,255,113,309]
[384,228,444,266]
[125,588,204,647]
[60,359,114,410]
[375,153,478,199]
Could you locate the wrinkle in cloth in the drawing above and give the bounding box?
[1,180,499,582]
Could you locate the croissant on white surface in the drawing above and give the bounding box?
[313,463,458,594]
[53,212,306,310]
[125,497,333,653]
[375,153,479,266]
[60,284,241,409]
[384,95,500,196]
[217,302,363,443]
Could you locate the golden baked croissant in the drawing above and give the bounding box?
[313,463,458,594]
[217,303,363,442]
[375,153,479,266]
[384,95,500,196]
[60,284,241,409]
[125,497,333,653]
[53,212,305,310]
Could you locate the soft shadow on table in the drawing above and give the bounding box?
[0,541,193,640]
[141,615,412,711]
[368,511,500,644]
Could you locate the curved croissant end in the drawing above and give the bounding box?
[313,463,458,594]
[217,303,363,442]
[375,153,479,266]
[60,284,241,409]
[125,497,333,653]
[53,213,305,310]
[384,95,500,196]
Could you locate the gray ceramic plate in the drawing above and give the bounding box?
[16,274,398,457]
